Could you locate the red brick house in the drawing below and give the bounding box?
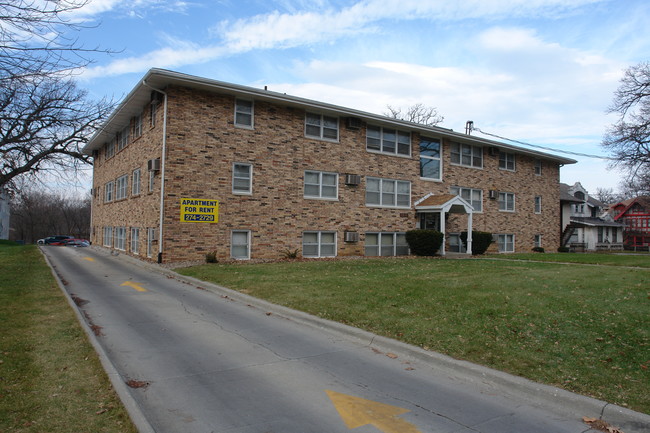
[83,69,576,263]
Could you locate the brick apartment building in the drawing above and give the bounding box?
[84,69,576,263]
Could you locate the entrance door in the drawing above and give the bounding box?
[419,213,441,231]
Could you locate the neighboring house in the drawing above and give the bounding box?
[0,190,9,240]
[83,69,576,263]
[560,182,624,251]
[608,196,650,249]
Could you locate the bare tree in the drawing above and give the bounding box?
[594,187,624,205]
[602,62,650,186]
[0,0,115,193]
[384,103,444,127]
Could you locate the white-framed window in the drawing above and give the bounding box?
[235,99,253,128]
[450,186,482,212]
[232,163,252,195]
[115,227,126,250]
[534,158,542,176]
[305,113,338,141]
[133,113,143,138]
[366,125,411,156]
[499,151,516,171]
[116,125,129,151]
[534,234,542,248]
[150,100,158,127]
[302,231,336,258]
[148,170,155,192]
[419,137,441,180]
[495,233,515,252]
[364,232,409,256]
[116,175,128,200]
[304,170,338,200]
[104,181,114,202]
[132,168,141,196]
[103,227,113,247]
[231,230,251,260]
[498,192,515,212]
[131,228,140,254]
[535,196,542,214]
[147,227,155,258]
[450,143,483,168]
[448,233,467,253]
[105,141,115,160]
[366,177,411,208]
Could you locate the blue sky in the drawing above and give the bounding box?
[68,0,650,194]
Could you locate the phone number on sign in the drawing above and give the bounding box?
[183,214,215,222]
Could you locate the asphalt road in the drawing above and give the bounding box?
[41,246,649,433]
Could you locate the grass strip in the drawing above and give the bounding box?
[0,241,137,433]
[178,256,650,414]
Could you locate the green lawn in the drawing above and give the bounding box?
[484,252,650,267]
[0,241,137,433]
[178,255,650,414]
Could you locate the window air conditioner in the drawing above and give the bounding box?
[344,231,360,243]
[345,174,361,186]
[488,147,499,156]
[147,158,161,172]
[489,190,498,200]
[346,117,363,130]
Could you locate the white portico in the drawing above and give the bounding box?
[414,193,474,256]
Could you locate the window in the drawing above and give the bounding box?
[534,196,542,214]
[496,234,515,252]
[498,192,515,212]
[419,137,441,180]
[235,99,253,128]
[116,125,129,151]
[534,159,542,175]
[105,141,115,160]
[147,228,155,258]
[366,125,411,156]
[366,177,410,208]
[103,227,113,247]
[448,233,466,253]
[232,163,252,195]
[534,234,542,248]
[364,233,409,256]
[231,230,251,259]
[115,227,126,250]
[131,228,140,254]
[104,181,114,202]
[499,151,516,171]
[132,168,141,196]
[302,231,336,258]
[304,170,338,200]
[450,186,482,212]
[305,113,338,140]
[148,170,155,192]
[133,113,143,138]
[116,175,128,200]
[150,100,158,127]
[450,143,483,168]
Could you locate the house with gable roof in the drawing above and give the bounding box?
[608,196,650,249]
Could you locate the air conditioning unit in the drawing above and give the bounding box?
[345,174,361,186]
[344,231,360,243]
[147,158,161,172]
[489,190,498,200]
[346,117,363,130]
[488,147,499,156]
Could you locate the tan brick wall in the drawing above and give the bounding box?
[91,85,563,262]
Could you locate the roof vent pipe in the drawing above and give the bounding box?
[465,120,474,135]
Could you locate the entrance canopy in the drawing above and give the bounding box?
[414,193,474,256]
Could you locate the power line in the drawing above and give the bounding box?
[470,126,615,160]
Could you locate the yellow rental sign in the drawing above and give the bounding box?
[180,198,219,223]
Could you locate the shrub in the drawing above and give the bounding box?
[557,246,570,253]
[205,251,218,263]
[532,246,545,253]
[460,231,493,255]
[282,249,299,259]
[405,230,444,256]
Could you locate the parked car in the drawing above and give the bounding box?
[63,239,90,247]
[37,235,73,245]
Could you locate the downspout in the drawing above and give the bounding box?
[142,80,168,264]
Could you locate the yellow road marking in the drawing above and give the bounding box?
[326,390,422,433]
[83,257,95,262]
[120,281,147,292]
